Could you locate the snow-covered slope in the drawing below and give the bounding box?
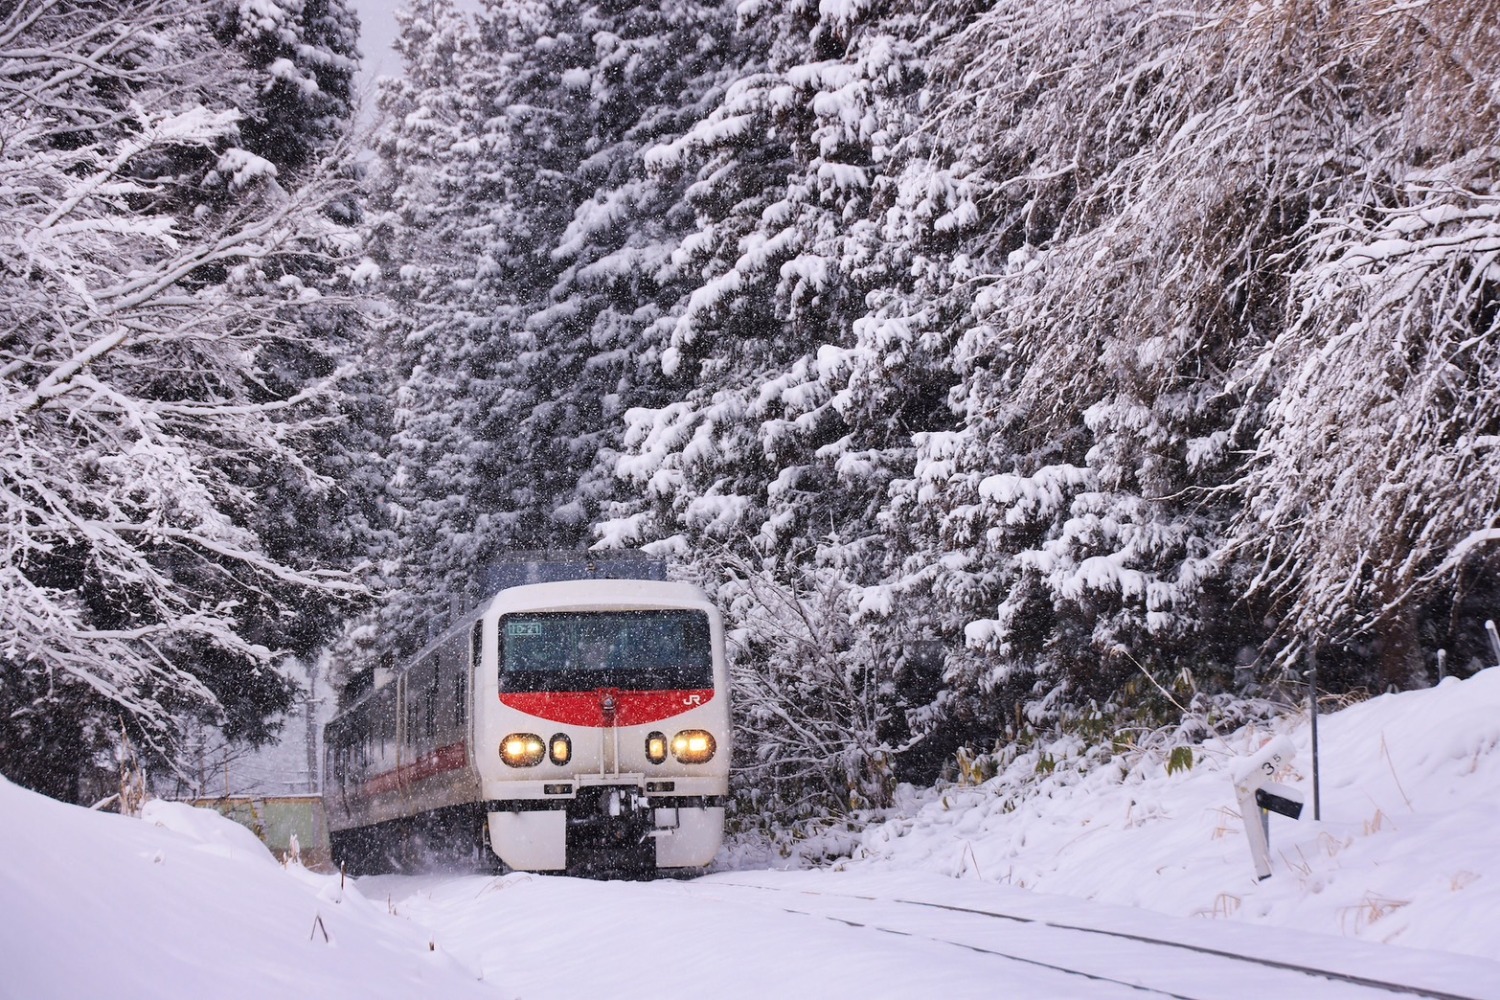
[835,669,1500,958]
[0,779,492,1000]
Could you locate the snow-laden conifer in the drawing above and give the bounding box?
[601,0,972,808]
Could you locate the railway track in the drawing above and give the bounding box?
[678,879,1486,1000]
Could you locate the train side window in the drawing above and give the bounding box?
[439,637,463,738]
[461,623,479,727]
[454,662,465,727]
[382,688,396,762]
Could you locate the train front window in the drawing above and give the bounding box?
[499,610,712,692]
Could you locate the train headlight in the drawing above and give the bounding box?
[500,733,545,767]
[645,731,668,765]
[549,733,572,766]
[670,729,717,764]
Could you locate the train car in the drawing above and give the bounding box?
[323,577,729,875]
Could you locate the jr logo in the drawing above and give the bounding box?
[682,694,703,706]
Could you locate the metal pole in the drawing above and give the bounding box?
[1306,647,1321,821]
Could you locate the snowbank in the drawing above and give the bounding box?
[0,778,493,1000]
[5,670,1498,996]
[835,669,1500,957]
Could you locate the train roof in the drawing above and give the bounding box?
[482,578,712,615]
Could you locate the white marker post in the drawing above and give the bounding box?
[1229,735,1305,880]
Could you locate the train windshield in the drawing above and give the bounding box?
[498,610,713,692]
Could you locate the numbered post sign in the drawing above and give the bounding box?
[1229,735,1305,880]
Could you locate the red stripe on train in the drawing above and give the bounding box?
[499,689,715,726]
[357,740,468,798]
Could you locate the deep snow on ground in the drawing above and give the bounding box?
[0,781,493,1000]
[795,669,1500,959]
[4,670,1500,998]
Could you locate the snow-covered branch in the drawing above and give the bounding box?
[0,0,369,795]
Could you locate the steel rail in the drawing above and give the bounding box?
[697,880,1479,1000]
[772,899,1201,999]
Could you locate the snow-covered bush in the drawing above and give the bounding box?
[718,553,909,823]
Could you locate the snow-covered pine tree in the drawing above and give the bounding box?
[534,0,737,539]
[0,0,366,800]
[368,0,616,665]
[892,0,1285,743]
[367,0,739,673]
[214,0,385,669]
[601,0,977,814]
[210,0,362,174]
[359,0,490,671]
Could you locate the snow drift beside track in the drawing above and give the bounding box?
[836,668,1500,958]
[0,778,493,1000]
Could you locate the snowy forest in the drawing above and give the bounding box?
[3,0,1499,829]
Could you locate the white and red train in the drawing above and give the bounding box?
[322,577,729,874]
